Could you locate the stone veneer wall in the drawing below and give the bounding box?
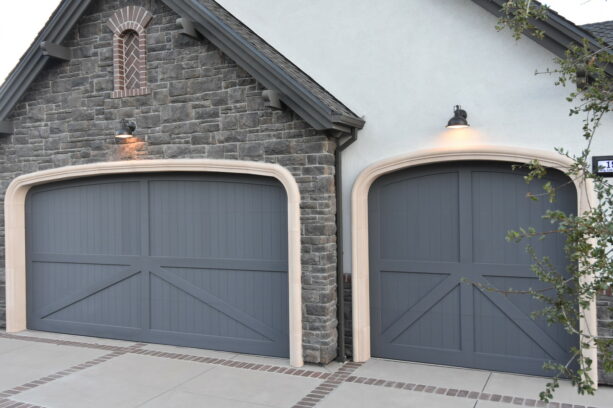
[0,0,339,364]
[597,289,613,385]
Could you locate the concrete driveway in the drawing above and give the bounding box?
[0,331,610,408]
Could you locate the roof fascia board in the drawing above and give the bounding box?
[164,0,344,131]
[0,0,93,120]
[40,42,71,61]
[472,0,613,76]
[332,114,365,130]
[0,57,50,120]
[471,0,571,58]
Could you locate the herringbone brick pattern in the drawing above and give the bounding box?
[107,6,152,98]
[123,31,140,90]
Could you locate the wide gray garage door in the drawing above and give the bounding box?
[369,162,577,375]
[26,173,289,357]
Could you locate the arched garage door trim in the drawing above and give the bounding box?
[5,159,303,367]
[351,146,598,381]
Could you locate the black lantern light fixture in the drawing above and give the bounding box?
[446,105,469,129]
[115,119,136,139]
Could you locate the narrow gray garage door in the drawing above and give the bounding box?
[26,173,289,357]
[369,162,577,375]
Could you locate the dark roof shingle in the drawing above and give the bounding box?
[581,20,613,45]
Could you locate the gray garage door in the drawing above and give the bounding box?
[369,162,577,375]
[26,173,289,357]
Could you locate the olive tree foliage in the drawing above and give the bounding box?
[494,0,612,401]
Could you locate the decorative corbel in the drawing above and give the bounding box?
[0,120,14,136]
[176,18,200,39]
[262,90,283,110]
[40,41,70,61]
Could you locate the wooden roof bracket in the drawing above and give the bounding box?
[0,120,13,136]
[176,17,200,39]
[40,41,70,61]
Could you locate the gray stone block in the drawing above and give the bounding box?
[161,104,193,123]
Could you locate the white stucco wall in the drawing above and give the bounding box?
[218,0,613,273]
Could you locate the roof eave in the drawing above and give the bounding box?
[0,0,94,121]
[332,114,365,130]
[472,0,613,76]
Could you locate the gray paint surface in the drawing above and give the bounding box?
[369,162,577,376]
[26,173,289,357]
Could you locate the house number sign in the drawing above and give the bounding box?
[592,156,613,177]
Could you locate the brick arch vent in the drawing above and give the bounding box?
[106,6,153,98]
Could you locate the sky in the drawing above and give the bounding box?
[0,0,611,85]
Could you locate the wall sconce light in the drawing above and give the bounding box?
[446,105,469,129]
[115,119,136,139]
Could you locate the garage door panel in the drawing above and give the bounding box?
[370,162,578,376]
[33,266,140,320]
[151,267,285,341]
[484,275,575,350]
[163,266,288,334]
[376,345,469,367]
[30,320,144,341]
[380,275,459,342]
[145,329,287,357]
[149,273,270,341]
[45,273,142,328]
[148,179,287,261]
[474,288,553,360]
[28,262,137,320]
[28,181,142,256]
[391,284,461,351]
[379,271,448,330]
[378,172,460,262]
[27,174,289,358]
[472,171,573,266]
[474,280,570,363]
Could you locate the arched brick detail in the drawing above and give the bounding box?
[106,6,153,98]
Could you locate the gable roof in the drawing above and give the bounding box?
[472,0,613,76]
[0,0,364,134]
[582,20,613,45]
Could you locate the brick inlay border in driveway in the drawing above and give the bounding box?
[129,347,332,380]
[339,375,603,408]
[0,332,607,408]
[292,362,362,408]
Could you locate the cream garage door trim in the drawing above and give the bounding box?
[351,145,598,383]
[5,159,303,368]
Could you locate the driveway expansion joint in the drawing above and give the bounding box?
[0,333,147,408]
